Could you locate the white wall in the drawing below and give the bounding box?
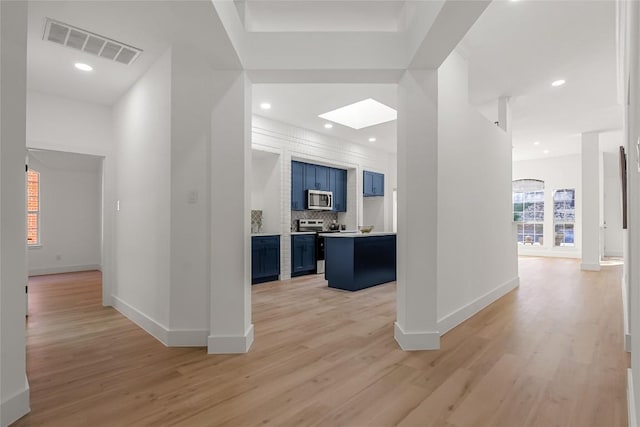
[1,1,30,424]
[252,115,396,279]
[436,51,519,332]
[251,150,281,233]
[513,154,582,258]
[26,90,112,155]
[362,197,384,231]
[112,48,172,334]
[603,151,624,256]
[27,151,102,275]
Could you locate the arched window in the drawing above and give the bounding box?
[513,179,544,245]
[27,169,40,246]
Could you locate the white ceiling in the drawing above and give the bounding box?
[460,0,622,160]
[26,1,622,160]
[27,1,240,106]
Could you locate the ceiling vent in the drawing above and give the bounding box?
[43,18,142,66]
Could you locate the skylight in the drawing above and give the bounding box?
[318,98,397,130]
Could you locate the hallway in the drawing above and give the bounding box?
[16,258,628,426]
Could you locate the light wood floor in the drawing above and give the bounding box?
[15,257,628,426]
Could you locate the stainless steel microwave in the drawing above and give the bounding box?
[307,190,333,210]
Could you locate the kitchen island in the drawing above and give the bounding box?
[323,232,396,291]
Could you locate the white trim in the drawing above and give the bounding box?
[28,264,102,276]
[167,329,208,347]
[629,369,637,427]
[438,276,520,335]
[112,295,169,346]
[394,322,440,351]
[605,251,624,257]
[518,248,581,259]
[1,375,30,426]
[581,263,602,271]
[623,276,632,352]
[208,324,255,354]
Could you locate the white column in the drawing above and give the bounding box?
[498,96,512,137]
[581,132,601,271]
[0,1,30,424]
[209,71,253,353]
[395,69,439,350]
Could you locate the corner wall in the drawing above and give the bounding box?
[436,51,519,333]
[0,1,30,424]
[112,48,172,341]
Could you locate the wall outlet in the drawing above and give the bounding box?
[188,191,198,204]
[55,254,61,261]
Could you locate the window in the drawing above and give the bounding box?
[27,169,40,246]
[554,189,575,247]
[513,179,544,246]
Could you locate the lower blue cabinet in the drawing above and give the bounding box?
[252,236,280,284]
[291,234,316,276]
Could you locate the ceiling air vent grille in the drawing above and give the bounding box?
[43,18,142,66]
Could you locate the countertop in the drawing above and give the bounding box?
[290,231,317,235]
[251,233,280,237]
[321,232,396,238]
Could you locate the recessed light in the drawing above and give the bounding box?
[259,102,271,110]
[74,63,93,72]
[533,141,540,146]
[319,98,397,130]
[368,137,376,142]
[543,149,550,154]
[324,123,333,129]
[551,79,566,87]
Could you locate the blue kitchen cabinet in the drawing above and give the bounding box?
[304,164,330,191]
[291,234,316,276]
[330,168,347,212]
[291,161,305,211]
[363,170,384,197]
[252,236,280,284]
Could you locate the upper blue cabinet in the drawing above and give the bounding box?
[291,161,306,211]
[304,164,330,191]
[330,168,347,212]
[292,161,347,211]
[363,170,384,197]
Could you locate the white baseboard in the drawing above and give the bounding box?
[518,249,581,259]
[208,324,254,354]
[112,296,169,345]
[629,369,637,427]
[167,329,208,347]
[605,250,624,257]
[438,276,520,335]
[394,322,440,351]
[28,264,102,276]
[112,296,208,347]
[1,376,30,426]
[581,263,601,271]
[623,277,632,352]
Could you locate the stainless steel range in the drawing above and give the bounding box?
[297,219,336,274]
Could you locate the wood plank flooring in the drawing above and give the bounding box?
[14,257,628,426]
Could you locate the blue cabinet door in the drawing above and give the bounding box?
[363,171,384,197]
[252,236,280,284]
[372,172,384,196]
[304,163,330,191]
[291,161,305,210]
[291,235,316,275]
[262,238,280,278]
[331,168,347,212]
[315,166,330,191]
